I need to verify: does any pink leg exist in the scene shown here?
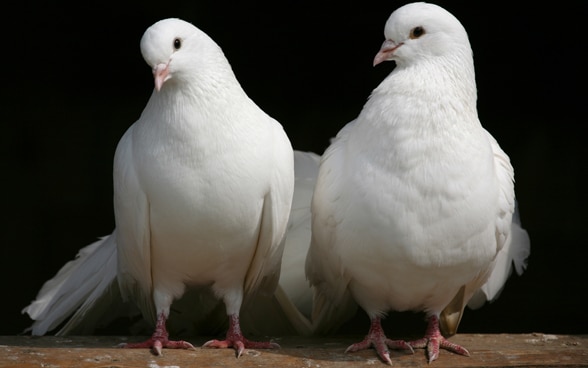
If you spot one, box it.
[119,312,195,356]
[407,315,470,363]
[345,317,414,365]
[202,314,279,358]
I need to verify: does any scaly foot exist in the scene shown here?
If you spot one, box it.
[202,314,279,358]
[119,312,195,356]
[345,317,414,365]
[407,315,470,363]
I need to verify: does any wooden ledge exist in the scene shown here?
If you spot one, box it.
[1,333,586,367]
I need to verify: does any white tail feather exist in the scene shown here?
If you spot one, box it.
[22,235,119,335]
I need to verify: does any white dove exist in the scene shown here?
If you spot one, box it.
[25,18,295,357]
[21,151,317,343]
[109,17,297,356]
[305,2,530,364]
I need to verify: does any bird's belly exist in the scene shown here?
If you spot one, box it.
[340,221,496,314]
[143,161,265,287]
[347,256,484,314]
[334,166,498,313]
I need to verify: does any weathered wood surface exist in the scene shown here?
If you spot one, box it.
[1,333,586,367]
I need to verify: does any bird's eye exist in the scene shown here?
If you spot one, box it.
[409,26,425,39]
[173,38,182,50]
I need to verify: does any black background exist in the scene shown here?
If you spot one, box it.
[2,1,586,336]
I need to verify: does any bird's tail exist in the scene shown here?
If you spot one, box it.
[21,234,129,335]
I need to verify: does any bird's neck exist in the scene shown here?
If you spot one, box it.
[366,55,479,133]
[138,70,255,163]
[151,68,248,125]
[348,57,484,170]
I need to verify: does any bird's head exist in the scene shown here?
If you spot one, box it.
[373,2,471,67]
[140,18,225,92]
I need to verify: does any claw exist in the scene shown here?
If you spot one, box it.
[381,351,393,365]
[235,340,245,358]
[153,340,163,356]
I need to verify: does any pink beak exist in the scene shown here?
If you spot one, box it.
[153,63,171,91]
[373,40,403,66]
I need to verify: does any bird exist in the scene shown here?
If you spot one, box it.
[21,151,318,344]
[305,2,530,365]
[23,17,298,357]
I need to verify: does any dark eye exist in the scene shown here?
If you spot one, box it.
[409,26,425,39]
[173,38,182,50]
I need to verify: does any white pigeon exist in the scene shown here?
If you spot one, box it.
[305,2,530,364]
[24,18,296,357]
[21,152,318,341]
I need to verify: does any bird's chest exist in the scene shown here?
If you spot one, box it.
[339,133,498,268]
[134,122,267,242]
[334,141,499,311]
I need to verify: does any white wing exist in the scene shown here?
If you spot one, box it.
[440,130,530,335]
[305,122,360,334]
[242,123,294,298]
[112,124,156,323]
[467,131,530,308]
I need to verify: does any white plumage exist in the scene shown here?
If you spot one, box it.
[305,2,530,364]
[22,151,318,340]
[22,7,530,363]
[24,18,297,357]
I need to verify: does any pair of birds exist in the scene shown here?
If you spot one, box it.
[23,2,530,364]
